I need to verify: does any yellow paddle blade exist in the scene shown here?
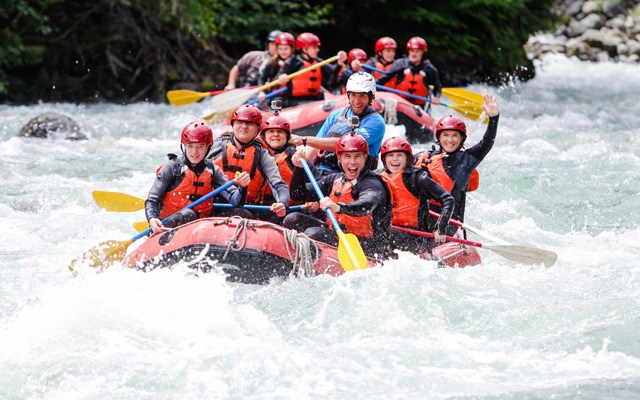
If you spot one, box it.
[68,239,132,276]
[336,232,368,271]
[92,190,145,212]
[166,89,212,106]
[133,221,150,232]
[442,87,484,106]
[448,102,488,123]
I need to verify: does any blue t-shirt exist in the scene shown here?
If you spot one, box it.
[316,106,385,157]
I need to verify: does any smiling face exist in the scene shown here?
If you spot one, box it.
[277,44,292,60]
[380,48,396,63]
[263,128,288,150]
[347,92,370,116]
[184,142,209,165]
[232,120,260,144]
[438,130,463,153]
[338,151,367,180]
[383,151,408,173]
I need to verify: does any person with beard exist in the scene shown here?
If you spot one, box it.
[290,72,385,174]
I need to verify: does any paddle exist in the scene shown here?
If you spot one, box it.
[166,89,225,106]
[376,85,486,122]
[203,86,288,121]
[68,179,238,275]
[208,55,339,118]
[93,190,145,212]
[299,158,368,271]
[428,210,509,245]
[92,190,304,213]
[361,64,484,106]
[393,226,557,267]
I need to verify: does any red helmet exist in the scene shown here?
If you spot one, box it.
[380,136,413,162]
[260,115,291,139]
[406,36,427,51]
[181,120,213,146]
[296,32,321,50]
[435,115,467,142]
[347,48,368,65]
[375,37,398,53]
[336,132,368,155]
[275,32,295,47]
[230,104,263,126]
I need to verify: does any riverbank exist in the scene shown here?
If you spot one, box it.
[526,0,640,62]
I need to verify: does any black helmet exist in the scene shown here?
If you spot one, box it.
[267,30,282,42]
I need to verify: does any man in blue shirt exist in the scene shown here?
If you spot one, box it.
[290,72,385,173]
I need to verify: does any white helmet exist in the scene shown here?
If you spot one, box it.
[346,72,376,98]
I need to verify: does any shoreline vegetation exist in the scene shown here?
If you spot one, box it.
[5,1,634,104]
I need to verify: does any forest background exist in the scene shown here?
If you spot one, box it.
[0,0,556,103]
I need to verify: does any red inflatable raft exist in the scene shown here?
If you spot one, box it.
[122,217,480,283]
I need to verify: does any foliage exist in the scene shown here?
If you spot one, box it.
[0,0,557,102]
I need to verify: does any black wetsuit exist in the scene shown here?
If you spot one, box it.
[283,163,392,260]
[420,114,500,230]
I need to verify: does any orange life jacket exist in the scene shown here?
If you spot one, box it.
[395,68,429,105]
[374,61,396,88]
[213,135,264,203]
[416,153,480,205]
[290,59,322,97]
[256,148,299,205]
[158,165,215,219]
[382,170,420,228]
[327,178,374,238]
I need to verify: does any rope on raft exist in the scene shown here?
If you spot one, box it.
[214,217,319,277]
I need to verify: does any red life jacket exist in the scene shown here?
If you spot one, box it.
[416,153,480,205]
[327,178,374,238]
[290,59,322,97]
[382,170,420,228]
[213,134,264,203]
[374,61,396,88]
[158,165,215,219]
[395,68,429,105]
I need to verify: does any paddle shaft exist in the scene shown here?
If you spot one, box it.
[299,159,365,270]
[428,210,509,245]
[393,226,483,247]
[258,55,339,93]
[248,87,287,104]
[215,203,304,211]
[134,179,237,241]
[376,85,453,108]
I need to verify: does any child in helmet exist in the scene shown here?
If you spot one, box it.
[365,37,398,88]
[207,104,290,221]
[376,36,442,108]
[257,32,295,101]
[379,136,454,253]
[290,72,385,174]
[277,32,347,107]
[145,121,251,233]
[415,94,500,235]
[284,133,393,261]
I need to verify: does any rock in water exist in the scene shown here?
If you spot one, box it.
[18,113,87,140]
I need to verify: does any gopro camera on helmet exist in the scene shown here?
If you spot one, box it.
[348,115,360,129]
[270,99,283,115]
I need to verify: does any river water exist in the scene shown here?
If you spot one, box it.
[1,55,639,399]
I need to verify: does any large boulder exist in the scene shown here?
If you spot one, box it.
[17,113,87,140]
